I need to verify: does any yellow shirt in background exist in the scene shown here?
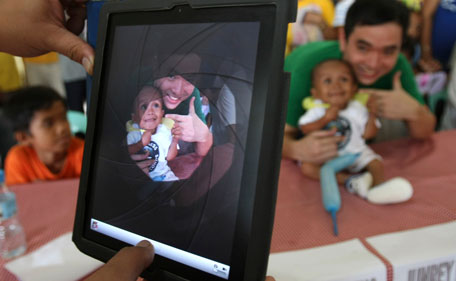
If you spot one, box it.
[0,53,22,92]
[286,0,335,55]
[298,0,335,26]
[23,52,59,64]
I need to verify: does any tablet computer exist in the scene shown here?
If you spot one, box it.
[73,1,295,280]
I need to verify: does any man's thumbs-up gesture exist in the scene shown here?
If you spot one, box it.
[365,72,422,120]
[363,71,436,138]
[165,96,211,144]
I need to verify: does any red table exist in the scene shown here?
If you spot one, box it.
[1,130,455,281]
[0,179,80,281]
[270,129,456,253]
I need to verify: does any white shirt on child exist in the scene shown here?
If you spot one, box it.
[127,123,178,181]
[298,99,381,172]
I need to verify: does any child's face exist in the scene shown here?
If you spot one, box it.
[133,88,164,131]
[25,100,72,155]
[311,60,357,108]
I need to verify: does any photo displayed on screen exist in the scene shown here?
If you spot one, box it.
[88,21,260,278]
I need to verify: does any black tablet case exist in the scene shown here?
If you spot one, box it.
[74,1,296,280]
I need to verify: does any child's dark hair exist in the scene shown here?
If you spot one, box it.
[3,86,66,133]
[345,0,409,43]
[311,59,357,84]
[132,85,163,113]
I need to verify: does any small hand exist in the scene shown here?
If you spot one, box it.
[324,105,340,121]
[141,130,153,147]
[130,152,155,174]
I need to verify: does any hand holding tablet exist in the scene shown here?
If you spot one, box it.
[86,240,278,281]
[85,240,155,281]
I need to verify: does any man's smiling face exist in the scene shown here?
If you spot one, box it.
[154,75,194,110]
[340,22,403,85]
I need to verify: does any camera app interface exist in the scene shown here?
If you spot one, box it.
[88,21,260,279]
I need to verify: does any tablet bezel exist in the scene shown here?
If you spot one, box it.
[73,1,295,280]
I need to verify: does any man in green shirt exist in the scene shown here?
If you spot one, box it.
[282,0,436,164]
[155,75,213,157]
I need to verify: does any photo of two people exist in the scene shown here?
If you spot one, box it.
[89,21,261,265]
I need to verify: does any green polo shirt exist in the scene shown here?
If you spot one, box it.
[284,40,424,128]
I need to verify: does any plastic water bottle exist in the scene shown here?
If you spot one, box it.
[0,170,27,259]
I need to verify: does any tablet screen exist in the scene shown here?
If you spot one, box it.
[82,5,274,280]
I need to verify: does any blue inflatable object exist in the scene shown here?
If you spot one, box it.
[320,153,360,236]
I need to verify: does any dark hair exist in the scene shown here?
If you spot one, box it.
[132,85,163,113]
[3,86,66,133]
[401,35,416,60]
[345,0,410,43]
[311,59,357,84]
